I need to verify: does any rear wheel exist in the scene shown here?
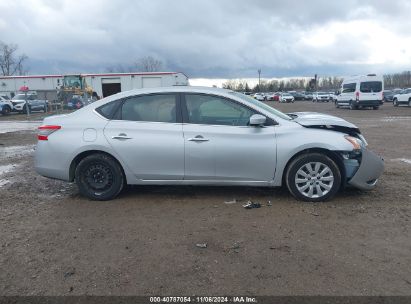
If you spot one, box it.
[75,153,124,200]
[408,98,411,107]
[285,153,341,202]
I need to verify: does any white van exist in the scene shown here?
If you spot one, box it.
[336,74,384,110]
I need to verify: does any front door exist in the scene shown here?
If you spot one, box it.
[104,93,184,181]
[182,93,277,182]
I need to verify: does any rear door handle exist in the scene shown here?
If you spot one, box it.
[112,133,132,140]
[188,135,209,142]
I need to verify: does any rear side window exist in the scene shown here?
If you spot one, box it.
[342,83,356,93]
[96,100,122,119]
[360,81,382,93]
[121,94,177,123]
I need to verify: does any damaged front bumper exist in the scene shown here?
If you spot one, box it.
[346,148,384,190]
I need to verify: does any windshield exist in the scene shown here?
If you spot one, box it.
[317,92,328,95]
[230,92,292,121]
[64,76,83,88]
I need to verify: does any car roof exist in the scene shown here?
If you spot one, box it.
[92,86,243,108]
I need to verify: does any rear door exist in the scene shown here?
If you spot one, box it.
[182,93,277,182]
[359,81,383,101]
[103,93,184,181]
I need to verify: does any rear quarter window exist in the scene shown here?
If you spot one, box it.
[95,100,122,119]
[360,81,382,93]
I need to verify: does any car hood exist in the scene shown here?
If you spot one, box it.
[288,111,360,133]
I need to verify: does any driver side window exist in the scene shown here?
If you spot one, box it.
[184,94,256,126]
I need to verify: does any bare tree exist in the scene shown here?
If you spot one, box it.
[0,41,28,76]
[135,56,163,72]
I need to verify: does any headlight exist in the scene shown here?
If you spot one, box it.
[344,135,363,151]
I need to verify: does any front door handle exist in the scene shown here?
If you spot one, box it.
[112,133,132,140]
[188,135,209,142]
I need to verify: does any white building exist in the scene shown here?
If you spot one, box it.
[0,72,189,99]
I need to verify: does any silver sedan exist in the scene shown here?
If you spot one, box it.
[35,86,384,202]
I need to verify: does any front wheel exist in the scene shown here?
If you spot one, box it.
[285,153,341,202]
[75,153,124,200]
[1,105,11,115]
[349,101,357,110]
[393,98,398,107]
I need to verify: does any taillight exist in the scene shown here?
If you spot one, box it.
[38,125,61,141]
[355,91,360,101]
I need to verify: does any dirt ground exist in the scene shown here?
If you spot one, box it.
[0,101,410,296]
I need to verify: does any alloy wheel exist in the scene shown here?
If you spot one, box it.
[295,162,334,199]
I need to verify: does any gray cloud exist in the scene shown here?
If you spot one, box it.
[0,0,410,77]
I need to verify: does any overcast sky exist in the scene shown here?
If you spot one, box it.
[1,0,411,80]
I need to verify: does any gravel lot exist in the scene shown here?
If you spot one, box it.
[0,101,410,296]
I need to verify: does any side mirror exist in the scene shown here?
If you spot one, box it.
[249,114,266,126]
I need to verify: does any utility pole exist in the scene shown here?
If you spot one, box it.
[24,81,30,120]
[258,69,261,92]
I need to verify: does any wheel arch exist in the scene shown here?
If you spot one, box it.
[281,148,346,188]
[69,150,127,183]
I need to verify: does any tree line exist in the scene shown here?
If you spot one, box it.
[222,77,343,93]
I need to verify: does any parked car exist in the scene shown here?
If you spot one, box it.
[279,93,295,103]
[383,90,395,102]
[0,96,13,115]
[290,92,306,101]
[253,93,266,101]
[328,92,338,102]
[304,92,313,100]
[393,88,411,107]
[335,74,383,110]
[35,86,384,202]
[313,92,331,102]
[11,92,48,113]
[266,92,280,101]
[66,95,85,109]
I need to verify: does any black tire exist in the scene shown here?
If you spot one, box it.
[373,106,379,110]
[75,153,124,201]
[43,105,47,113]
[349,101,357,110]
[1,105,11,115]
[393,98,398,107]
[285,153,341,202]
